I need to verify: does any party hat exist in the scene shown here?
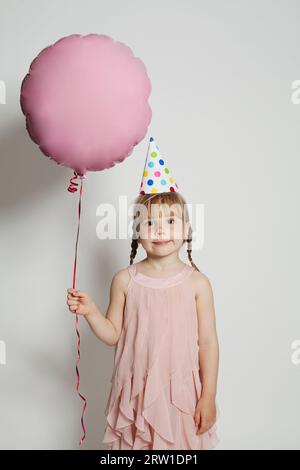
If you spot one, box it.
[139,137,179,194]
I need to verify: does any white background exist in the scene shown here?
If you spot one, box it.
[0,0,299,450]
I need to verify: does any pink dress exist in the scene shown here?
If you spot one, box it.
[102,262,220,450]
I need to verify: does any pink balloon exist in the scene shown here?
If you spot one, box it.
[20,34,152,176]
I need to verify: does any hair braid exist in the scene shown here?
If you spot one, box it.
[129,238,139,265]
[186,227,200,272]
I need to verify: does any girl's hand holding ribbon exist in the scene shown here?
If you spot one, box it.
[67,288,98,318]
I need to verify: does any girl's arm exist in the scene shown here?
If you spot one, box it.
[67,269,129,346]
[193,271,219,434]
[195,272,219,397]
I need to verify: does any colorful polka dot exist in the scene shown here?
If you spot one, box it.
[151,188,157,193]
[148,161,154,168]
[164,168,169,174]
[170,186,174,192]
[147,179,154,186]
[159,159,164,165]
[151,151,157,158]
[143,170,148,177]
[154,171,161,177]
[169,177,174,183]
[161,179,166,185]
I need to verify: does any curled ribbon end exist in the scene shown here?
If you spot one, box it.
[67,171,87,192]
[67,170,79,193]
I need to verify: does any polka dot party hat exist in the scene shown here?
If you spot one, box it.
[139,137,179,194]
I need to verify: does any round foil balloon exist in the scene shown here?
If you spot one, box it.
[20,34,152,176]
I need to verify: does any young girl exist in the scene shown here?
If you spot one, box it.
[66,138,220,450]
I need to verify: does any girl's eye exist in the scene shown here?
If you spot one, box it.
[144,218,176,226]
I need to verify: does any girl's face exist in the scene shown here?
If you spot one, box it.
[137,202,189,255]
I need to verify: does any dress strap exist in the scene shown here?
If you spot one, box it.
[127,263,137,279]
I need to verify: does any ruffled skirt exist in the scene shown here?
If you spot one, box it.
[102,366,220,450]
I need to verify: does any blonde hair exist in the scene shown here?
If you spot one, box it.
[129,191,199,271]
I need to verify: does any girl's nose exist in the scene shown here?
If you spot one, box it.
[155,225,165,238]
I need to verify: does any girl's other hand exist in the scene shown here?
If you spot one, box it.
[66,288,98,317]
[194,395,216,435]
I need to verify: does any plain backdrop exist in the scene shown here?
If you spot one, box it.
[0,0,299,450]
